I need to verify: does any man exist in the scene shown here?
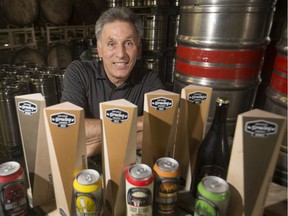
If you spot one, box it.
[61,7,165,157]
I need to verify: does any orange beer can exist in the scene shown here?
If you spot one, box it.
[153,157,180,216]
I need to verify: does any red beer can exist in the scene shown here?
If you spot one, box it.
[0,161,30,216]
[126,163,154,216]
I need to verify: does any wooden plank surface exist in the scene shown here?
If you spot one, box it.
[264,183,287,216]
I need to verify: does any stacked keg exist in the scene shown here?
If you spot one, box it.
[254,0,287,109]
[0,69,29,163]
[107,0,122,7]
[142,14,168,82]
[122,0,143,6]
[173,0,277,136]
[141,1,179,85]
[264,26,287,187]
[141,0,169,83]
[0,64,64,163]
[70,36,99,61]
[264,27,287,117]
[165,13,180,85]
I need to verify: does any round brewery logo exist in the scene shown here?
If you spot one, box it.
[188,92,207,104]
[106,108,128,123]
[245,120,278,137]
[18,101,37,115]
[50,112,76,128]
[151,97,173,111]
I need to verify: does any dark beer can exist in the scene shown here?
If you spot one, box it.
[194,176,230,216]
[153,157,180,216]
[126,163,154,216]
[0,161,30,216]
[73,169,103,216]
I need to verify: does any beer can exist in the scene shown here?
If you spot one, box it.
[194,176,230,216]
[126,163,154,216]
[73,169,103,216]
[153,157,180,216]
[0,161,30,216]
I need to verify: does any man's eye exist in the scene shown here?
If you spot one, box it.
[125,41,135,47]
[108,42,115,47]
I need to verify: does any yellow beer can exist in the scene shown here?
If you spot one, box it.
[73,169,103,216]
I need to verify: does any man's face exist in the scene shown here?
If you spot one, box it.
[97,20,141,86]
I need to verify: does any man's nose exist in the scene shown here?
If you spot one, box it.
[116,45,127,58]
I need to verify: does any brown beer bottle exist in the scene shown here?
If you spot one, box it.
[190,97,230,197]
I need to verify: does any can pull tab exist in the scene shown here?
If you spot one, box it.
[210,181,221,189]
[136,167,147,175]
[163,161,175,169]
[3,165,12,173]
[85,174,92,183]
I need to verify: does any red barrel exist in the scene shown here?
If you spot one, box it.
[265,26,287,116]
[174,44,265,136]
[269,53,287,95]
[174,0,276,138]
[265,50,287,187]
[264,26,287,187]
[176,45,265,80]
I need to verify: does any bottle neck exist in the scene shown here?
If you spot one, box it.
[212,104,228,126]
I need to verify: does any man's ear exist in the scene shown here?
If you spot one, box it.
[97,43,102,58]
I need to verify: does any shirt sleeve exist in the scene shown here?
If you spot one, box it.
[145,70,166,92]
[60,61,88,109]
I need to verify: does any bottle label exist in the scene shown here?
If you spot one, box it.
[200,165,225,178]
[194,197,218,216]
[155,179,178,215]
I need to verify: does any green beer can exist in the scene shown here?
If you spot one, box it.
[194,176,230,216]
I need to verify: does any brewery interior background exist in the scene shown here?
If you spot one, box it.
[0,0,287,215]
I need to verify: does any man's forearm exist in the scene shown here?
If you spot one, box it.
[85,118,102,157]
[137,116,143,150]
[85,116,144,157]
